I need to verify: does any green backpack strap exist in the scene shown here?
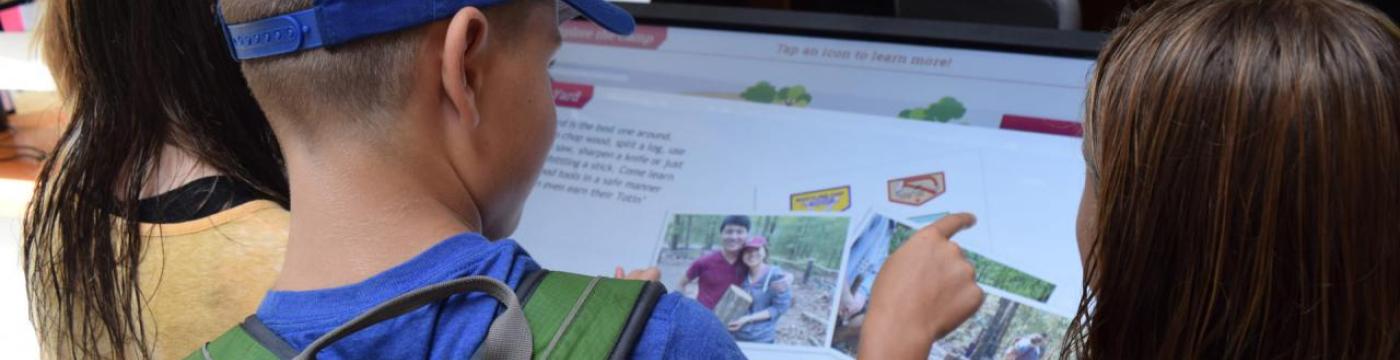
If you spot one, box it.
[188,270,666,360]
[515,270,667,360]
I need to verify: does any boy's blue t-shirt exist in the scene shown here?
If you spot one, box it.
[256,233,745,359]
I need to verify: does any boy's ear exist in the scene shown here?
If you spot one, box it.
[441,7,490,126]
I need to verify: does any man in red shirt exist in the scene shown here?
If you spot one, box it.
[679,215,751,309]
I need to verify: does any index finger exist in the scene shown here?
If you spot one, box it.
[924,213,977,240]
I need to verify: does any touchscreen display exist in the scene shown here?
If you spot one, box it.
[523,21,1093,359]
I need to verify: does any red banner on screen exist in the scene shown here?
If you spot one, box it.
[561,21,669,49]
[1000,115,1083,137]
[0,7,25,32]
[552,82,594,109]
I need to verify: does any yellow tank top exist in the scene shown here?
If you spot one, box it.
[137,200,288,359]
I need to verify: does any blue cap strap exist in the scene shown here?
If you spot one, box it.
[218,0,631,62]
[225,8,326,61]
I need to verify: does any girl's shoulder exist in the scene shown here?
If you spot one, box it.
[763,265,790,287]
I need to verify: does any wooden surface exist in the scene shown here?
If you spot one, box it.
[1,91,62,217]
[1,91,61,180]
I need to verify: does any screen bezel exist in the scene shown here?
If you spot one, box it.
[618,3,1107,60]
[0,0,32,10]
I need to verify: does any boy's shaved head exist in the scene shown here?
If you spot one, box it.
[220,0,534,141]
[224,0,569,242]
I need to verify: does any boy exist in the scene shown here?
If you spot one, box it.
[215,0,743,358]
[677,215,751,309]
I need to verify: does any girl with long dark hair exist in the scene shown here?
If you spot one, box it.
[26,0,290,358]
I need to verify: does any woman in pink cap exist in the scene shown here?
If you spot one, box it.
[727,235,794,343]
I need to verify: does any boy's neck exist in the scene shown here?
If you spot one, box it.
[272,139,485,291]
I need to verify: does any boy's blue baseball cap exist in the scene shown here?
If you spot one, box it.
[221,0,635,61]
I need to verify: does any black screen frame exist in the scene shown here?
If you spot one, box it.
[618,3,1107,60]
[0,0,32,11]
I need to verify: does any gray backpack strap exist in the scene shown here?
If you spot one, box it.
[515,269,551,304]
[292,276,532,360]
[241,315,300,359]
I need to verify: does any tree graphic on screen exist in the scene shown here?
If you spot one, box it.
[741,81,778,103]
[899,96,968,123]
[776,86,813,107]
[740,81,813,107]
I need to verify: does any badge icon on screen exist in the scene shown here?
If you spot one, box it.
[887,172,946,206]
[790,186,852,212]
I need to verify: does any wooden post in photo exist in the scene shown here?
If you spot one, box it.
[803,259,814,285]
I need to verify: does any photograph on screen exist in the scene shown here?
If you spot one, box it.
[656,213,851,348]
[831,212,1069,359]
[925,292,1071,360]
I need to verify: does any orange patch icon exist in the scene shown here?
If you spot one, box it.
[887,172,946,206]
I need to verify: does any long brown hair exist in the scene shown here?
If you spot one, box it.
[26,0,288,358]
[1066,0,1400,358]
